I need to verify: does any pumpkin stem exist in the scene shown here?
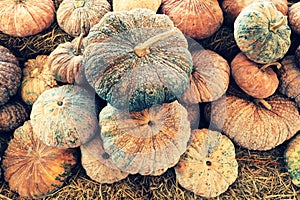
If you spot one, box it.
[254,98,272,110]
[74,33,84,56]
[260,62,281,72]
[134,28,179,57]
[74,0,85,8]
[269,16,287,33]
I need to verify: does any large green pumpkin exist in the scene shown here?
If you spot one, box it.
[83,8,193,112]
[234,2,291,64]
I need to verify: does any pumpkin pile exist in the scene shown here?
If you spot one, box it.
[0,0,299,199]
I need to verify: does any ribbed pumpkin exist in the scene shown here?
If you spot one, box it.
[231,52,280,99]
[0,100,28,133]
[160,0,223,39]
[99,101,191,175]
[0,45,21,106]
[0,0,55,37]
[234,2,291,64]
[222,0,288,25]
[205,86,300,150]
[175,129,238,198]
[284,133,300,187]
[56,0,111,36]
[3,120,77,199]
[47,34,87,85]
[181,49,230,104]
[288,2,300,35]
[21,55,58,105]
[30,85,99,148]
[278,56,300,108]
[84,8,192,112]
[81,134,129,183]
[113,0,161,12]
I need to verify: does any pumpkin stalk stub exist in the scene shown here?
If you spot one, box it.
[74,0,85,8]
[134,28,179,57]
[74,33,85,56]
[260,62,282,72]
[254,98,272,110]
[269,17,288,33]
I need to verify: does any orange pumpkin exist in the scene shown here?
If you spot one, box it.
[0,0,55,37]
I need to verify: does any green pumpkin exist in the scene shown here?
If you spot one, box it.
[83,8,193,112]
[234,2,291,64]
[284,133,300,187]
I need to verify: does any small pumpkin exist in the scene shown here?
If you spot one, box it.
[0,0,55,37]
[30,85,99,148]
[288,2,300,35]
[231,52,280,99]
[56,0,111,36]
[175,129,238,198]
[205,85,300,150]
[3,120,77,198]
[278,55,300,108]
[181,49,230,104]
[84,8,192,112]
[99,100,191,175]
[21,55,58,105]
[160,0,223,39]
[113,0,161,12]
[284,133,300,187]
[47,34,87,85]
[0,45,22,106]
[81,134,129,183]
[234,2,291,64]
[222,0,288,25]
[0,100,28,133]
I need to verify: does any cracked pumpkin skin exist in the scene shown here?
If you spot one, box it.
[3,120,77,199]
[0,0,55,37]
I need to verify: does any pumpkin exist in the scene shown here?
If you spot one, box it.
[99,100,191,175]
[284,133,300,187]
[113,0,161,12]
[175,129,238,198]
[205,86,300,150]
[3,120,77,198]
[30,85,99,148]
[0,45,21,106]
[0,0,55,37]
[160,0,223,39]
[0,100,28,133]
[231,52,280,99]
[56,0,111,36]
[21,55,58,105]
[222,0,288,25]
[288,2,300,35]
[278,55,300,108]
[84,8,192,112]
[47,34,87,85]
[181,49,230,104]
[81,134,129,183]
[234,2,291,64]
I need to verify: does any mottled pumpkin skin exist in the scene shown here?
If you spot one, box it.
[284,133,300,187]
[234,2,291,64]
[21,55,58,105]
[279,56,300,107]
[3,120,77,199]
[181,49,230,104]
[231,52,279,99]
[175,129,238,198]
[57,0,111,36]
[222,0,288,25]
[84,9,192,112]
[99,101,191,175]
[113,0,161,12]
[0,0,55,37]
[0,46,21,106]
[160,0,223,39]
[81,134,128,184]
[288,2,300,35]
[30,85,99,148]
[0,100,28,133]
[47,36,87,85]
[206,86,300,151]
